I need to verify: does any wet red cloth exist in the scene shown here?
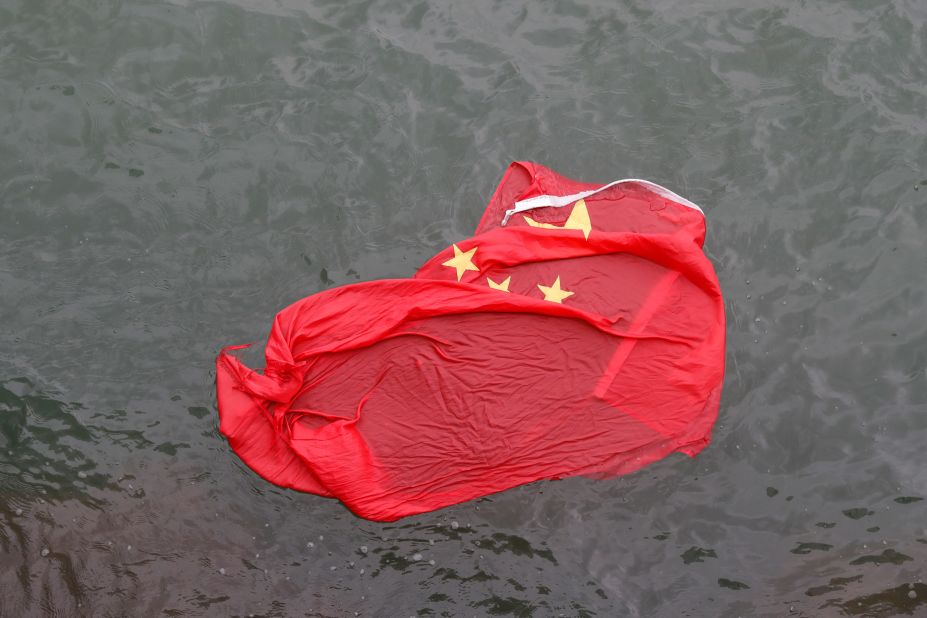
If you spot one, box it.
[216,162,725,521]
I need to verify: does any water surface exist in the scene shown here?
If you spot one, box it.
[1,0,926,616]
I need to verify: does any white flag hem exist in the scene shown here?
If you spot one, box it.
[501,178,705,225]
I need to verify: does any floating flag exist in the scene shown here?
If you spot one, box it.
[216,162,725,521]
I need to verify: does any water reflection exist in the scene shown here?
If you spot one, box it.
[0,379,107,508]
[832,582,927,617]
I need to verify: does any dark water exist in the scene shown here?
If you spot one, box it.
[2,0,926,616]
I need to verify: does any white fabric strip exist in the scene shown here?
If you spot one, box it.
[501,178,704,225]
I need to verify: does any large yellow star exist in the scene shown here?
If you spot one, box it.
[487,276,511,292]
[537,276,574,303]
[523,199,592,240]
[442,244,479,281]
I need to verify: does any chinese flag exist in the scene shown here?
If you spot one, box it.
[216,163,725,521]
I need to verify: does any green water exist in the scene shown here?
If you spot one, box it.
[1,0,926,615]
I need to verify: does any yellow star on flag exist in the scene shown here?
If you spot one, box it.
[487,276,511,292]
[523,199,592,240]
[442,244,479,281]
[537,276,574,303]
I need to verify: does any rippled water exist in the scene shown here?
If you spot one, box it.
[2,0,926,616]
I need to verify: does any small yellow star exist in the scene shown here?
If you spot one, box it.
[487,276,511,292]
[523,199,592,240]
[537,276,574,303]
[442,244,479,281]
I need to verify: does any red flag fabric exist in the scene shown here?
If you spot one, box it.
[415,161,723,464]
[216,162,725,521]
